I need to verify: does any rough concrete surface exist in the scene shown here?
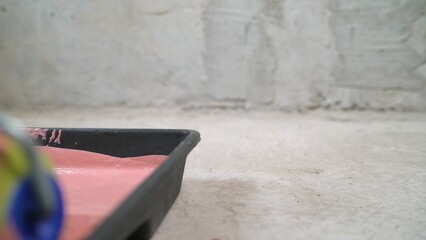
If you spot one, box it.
[6,108,426,240]
[1,0,426,110]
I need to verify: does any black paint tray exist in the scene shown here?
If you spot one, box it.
[32,128,200,240]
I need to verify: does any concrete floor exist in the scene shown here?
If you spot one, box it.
[7,108,426,240]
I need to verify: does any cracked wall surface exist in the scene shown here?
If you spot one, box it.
[0,0,425,110]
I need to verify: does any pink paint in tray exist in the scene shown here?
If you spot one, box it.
[37,146,168,240]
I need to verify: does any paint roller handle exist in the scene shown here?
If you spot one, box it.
[0,112,55,218]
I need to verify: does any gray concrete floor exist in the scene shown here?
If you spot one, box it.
[7,108,426,240]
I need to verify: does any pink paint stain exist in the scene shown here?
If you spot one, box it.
[48,129,62,145]
[49,129,57,144]
[24,128,62,145]
[37,146,168,240]
[24,128,48,140]
[54,130,62,144]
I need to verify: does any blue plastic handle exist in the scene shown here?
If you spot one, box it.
[9,176,63,240]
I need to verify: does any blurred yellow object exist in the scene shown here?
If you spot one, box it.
[0,132,55,239]
[0,132,29,226]
[0,112,64,240]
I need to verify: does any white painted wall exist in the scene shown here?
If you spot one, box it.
[0,0,425,110]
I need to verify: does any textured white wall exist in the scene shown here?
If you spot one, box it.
[0,0,425,110]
